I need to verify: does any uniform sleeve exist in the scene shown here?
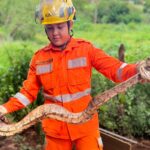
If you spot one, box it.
[3,54,41,113]
[89,45,137,83]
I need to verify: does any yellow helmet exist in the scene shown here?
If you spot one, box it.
[35,0,76,24]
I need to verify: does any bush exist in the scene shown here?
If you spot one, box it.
[143,0,150,13]
[118,12,142,24]
[97,0,142,24]
[0,0,40,41]
[92,72,150,137]
[0,44,44,121]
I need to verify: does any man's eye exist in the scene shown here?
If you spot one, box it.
[58,26,63,29]
[47,27,53,30]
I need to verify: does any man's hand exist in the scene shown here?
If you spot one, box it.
[0,106,9,124]
[137,58,150,81]
[0,113,7,123]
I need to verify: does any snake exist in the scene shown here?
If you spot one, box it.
[0,58,149,136]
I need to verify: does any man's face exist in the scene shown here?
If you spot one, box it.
[45,22,72,47]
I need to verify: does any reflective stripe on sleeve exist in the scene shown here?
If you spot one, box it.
[68,57,87,69]
[117,63,127,81]
[43,88,91,102]
[14,92,31,106]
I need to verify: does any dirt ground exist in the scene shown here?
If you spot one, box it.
[0,128,150,150]
[133,139,150,150]
[0,127,44,150]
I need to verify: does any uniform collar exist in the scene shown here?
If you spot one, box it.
[44,38,79,52]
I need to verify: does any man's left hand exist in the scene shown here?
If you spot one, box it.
[137,58,150,81]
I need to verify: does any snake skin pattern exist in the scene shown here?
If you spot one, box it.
[0,58,149,136]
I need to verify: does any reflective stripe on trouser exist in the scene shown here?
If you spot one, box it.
[44,132,103,150]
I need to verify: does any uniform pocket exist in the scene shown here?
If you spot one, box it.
[67,57,90,85]
[67,67,90,85]
[36,63,55,89]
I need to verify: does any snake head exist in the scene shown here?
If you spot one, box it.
[145,57,150,71]
[0,115,10,125]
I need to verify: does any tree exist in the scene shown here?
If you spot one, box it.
[0,0,40,40]
[143,0,150,13]
[97,0,130,24]
[88,0,100,23]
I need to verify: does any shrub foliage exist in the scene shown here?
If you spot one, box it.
[92,73,150,138]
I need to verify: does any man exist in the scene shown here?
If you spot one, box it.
[0,0,149,149]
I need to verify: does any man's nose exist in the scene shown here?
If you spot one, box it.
[53,28,59,35]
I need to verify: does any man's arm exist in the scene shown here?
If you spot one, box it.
[1,54,41,113]
[89,45,137,83]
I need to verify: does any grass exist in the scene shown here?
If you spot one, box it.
[0,23,150,71]
[0,41,43,72]
[74,23,150,63]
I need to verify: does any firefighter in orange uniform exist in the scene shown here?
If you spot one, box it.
[0,0,149,150]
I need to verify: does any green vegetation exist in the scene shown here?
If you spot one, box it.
[74,0,150,24]
[74,23,150,62]
[0,0,150,139]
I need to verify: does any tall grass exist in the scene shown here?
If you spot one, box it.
[74,22,150,62]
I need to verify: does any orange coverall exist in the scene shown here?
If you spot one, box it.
[3,38,137,150]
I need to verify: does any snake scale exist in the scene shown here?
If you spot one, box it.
[0,58,150,136]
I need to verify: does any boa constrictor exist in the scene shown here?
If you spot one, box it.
[0,58,150,136]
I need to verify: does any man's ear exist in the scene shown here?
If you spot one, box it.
[69,21,74,30]
[44,27,51,41]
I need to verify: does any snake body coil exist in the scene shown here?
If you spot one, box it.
[0,58,149,136]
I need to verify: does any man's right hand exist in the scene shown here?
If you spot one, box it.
[0,106,9,124]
